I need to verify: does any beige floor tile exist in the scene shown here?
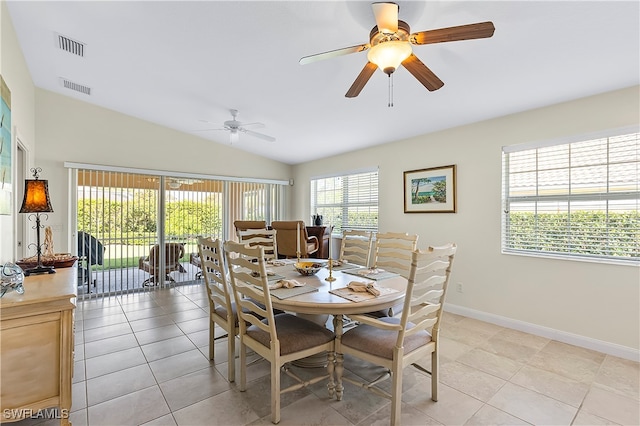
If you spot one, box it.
[75,343,85,361]
[82,322,132,343]
[69,409,88,426]
[140,414,178,425]
[487,382,577,425]
[160,300,202,314]
[439,336,474,361]
[81,305,123,319]
[71,381,87,412]
[124,306,167,322]
[327,371,391,424]
[85,346,147,379]
[527,343,603,383]
[491,328,550,351]
[83,332,139,359]
[159,366,230,411]
[405,383,484,425]
[129,315,175,332]
[510,364,590,407]
[251,394,353,426]
[119,299,161,312]
[572,410,621,425]
[456,318,505,336]
[581,385,640,425]
[441,311,466,324]
[440,323,497,348]
[86,364,156,406]
[480,335,541,363]
[168,307,208,323]
[82,312,128,330]
[141,334,198,362]
[87,386,170,426]
[457,348,523,380]
[464,404,530,425]
[594,355,640,399]
[172,389,259,426]
[439,361,506,402]
[175,316,210,334]
[135,324,184,345]
[73,359,86,383]
[186,329,211,347]
[148,348,211,383]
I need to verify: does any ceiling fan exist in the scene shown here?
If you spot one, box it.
[300,2,495,99]
[196,109,275,143]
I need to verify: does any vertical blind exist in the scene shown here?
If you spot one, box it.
[502,131,639,262]
[310,169,379,234]
[71,166,286,298]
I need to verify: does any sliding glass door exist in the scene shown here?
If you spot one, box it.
[72,167,286,298]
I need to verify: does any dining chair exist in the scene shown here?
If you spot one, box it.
[335,243,457,426]
[338,229,373,267]
[368,231,419,317]
[237,228,278,262]
[197,237,238,382]
[270,220,319,258]
[223,241,336,424]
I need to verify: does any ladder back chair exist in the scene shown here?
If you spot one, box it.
[270,220,319,258]
[338,229,373,267]
[335,244,457,426]
[197,237,238,382]
[237,228,278,262]
[223,241,336,424]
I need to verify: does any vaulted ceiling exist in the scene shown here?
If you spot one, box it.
[6,1,639,165]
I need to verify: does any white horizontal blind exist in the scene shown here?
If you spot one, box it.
[502,131,639,262]
[311,169,378,234]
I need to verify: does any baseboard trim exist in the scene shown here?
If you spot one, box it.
[444,303,640,362]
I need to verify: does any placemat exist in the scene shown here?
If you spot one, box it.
[326,262,365,271]
[270,285,318,300]
[340,268,400,281]
[329,286,399,302]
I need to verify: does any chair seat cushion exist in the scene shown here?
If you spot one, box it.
[213,302,241,326]
[341,317,431,360]
[247,313,335,355]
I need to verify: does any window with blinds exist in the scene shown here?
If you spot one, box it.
[502,130,639,263]
[311,169,379,234]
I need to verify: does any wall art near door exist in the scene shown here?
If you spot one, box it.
[404,164,457,213]
[0,75,11,215]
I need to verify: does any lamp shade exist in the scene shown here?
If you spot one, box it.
[367,41,412,75]
[19,179,54,213]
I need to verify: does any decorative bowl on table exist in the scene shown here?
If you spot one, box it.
[294,261,325,276]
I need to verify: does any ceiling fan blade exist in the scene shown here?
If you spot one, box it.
[372,2,398,34]
[410,21,495,45]
[402,54,444,91]
[345,62,378,98]
[193,127,225,132]
[238,122,265,129]
[243,129,276,142]
[300,44,369,65]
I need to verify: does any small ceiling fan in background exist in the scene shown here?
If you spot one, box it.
[300,2,495,103]
[196,109,275,143]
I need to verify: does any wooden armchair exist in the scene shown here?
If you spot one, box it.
[270,220,319,258]
[138,242,186,286]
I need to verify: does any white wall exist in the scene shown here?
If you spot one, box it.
[0,1,36,264]
[34,89,292,255]
[293,86,640,354]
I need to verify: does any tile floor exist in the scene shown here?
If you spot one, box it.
[13,283,640,426]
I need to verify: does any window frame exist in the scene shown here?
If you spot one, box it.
[501,127,639,265]
[310,168,379,235]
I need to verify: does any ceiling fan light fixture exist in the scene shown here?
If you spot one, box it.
[367,40,412,75]
[230,129,239,144]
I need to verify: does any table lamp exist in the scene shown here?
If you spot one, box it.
[19,167,55,276]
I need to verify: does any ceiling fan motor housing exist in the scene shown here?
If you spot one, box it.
[368,20,412,75]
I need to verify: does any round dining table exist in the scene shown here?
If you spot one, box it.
[265,259,408,400]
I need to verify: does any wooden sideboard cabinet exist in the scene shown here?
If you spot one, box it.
[0,268,77,425]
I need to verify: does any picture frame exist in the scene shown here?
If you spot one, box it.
[0,75,11,215]
[404,164,457,213]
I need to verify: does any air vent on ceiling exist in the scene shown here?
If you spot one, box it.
[56,33,85,57]
[59,78,91,95]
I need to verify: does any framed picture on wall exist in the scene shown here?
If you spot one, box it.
[404,164,457,213]
[0,75,11,215]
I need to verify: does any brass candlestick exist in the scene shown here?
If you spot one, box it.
[325,257,336,282]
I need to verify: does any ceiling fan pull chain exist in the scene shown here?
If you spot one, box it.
[388,73,394,107]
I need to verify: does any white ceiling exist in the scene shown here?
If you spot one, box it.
[6,1,639,165]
